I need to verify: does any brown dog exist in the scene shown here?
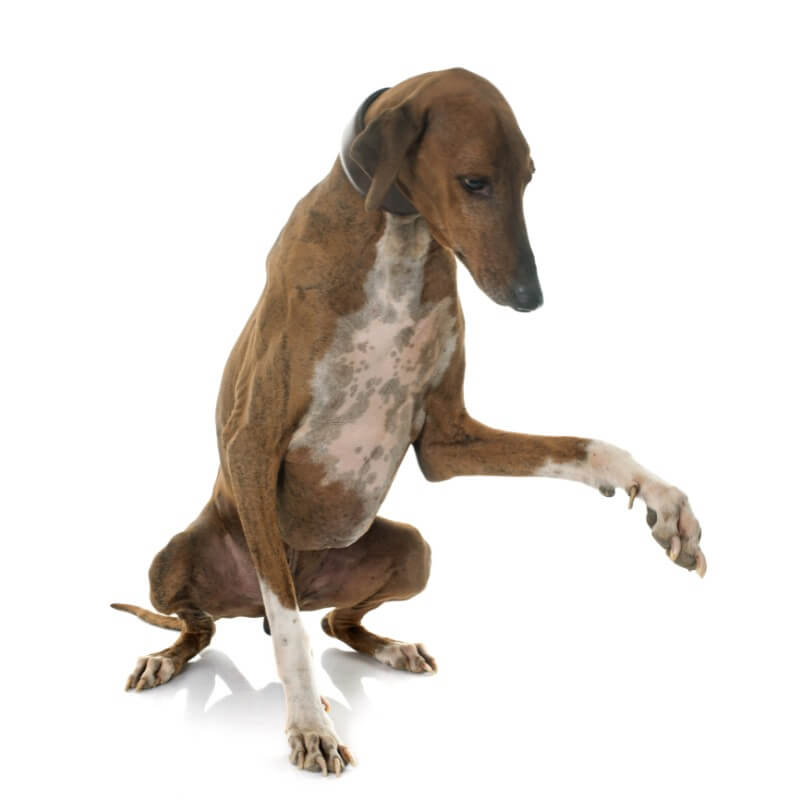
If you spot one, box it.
[113,68,705,776]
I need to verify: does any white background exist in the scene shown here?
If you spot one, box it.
[2,1,798,797]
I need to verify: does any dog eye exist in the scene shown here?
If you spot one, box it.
[460,176,489,194]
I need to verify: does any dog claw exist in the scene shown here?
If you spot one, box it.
[668,536,681,561]
[695,550,707,578]
[627,484,639,509]
[320,695,331,712]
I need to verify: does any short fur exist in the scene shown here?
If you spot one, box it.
[113,68,705,775]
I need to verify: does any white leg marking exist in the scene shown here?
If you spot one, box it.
[538,441,663,491]
[539,441,705,575]
[259,580,354,774]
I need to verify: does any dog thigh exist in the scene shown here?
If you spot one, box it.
[290,516,431,612]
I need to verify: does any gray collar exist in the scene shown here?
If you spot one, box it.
[339,87,418,216]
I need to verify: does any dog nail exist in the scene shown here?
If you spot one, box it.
[668,535,681,561]
[627,484,639,509]
[695,550,707,578]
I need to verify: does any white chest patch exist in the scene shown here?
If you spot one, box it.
[289,215,457,520]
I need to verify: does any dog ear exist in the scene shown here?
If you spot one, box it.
[350,104,422,212]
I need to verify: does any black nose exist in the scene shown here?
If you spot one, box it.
[511,281,543,312]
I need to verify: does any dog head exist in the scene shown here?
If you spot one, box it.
[350,68,542,312]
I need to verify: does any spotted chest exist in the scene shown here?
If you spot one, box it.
[284,216,458,545]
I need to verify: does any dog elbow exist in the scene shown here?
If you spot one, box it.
[414,441,455,482]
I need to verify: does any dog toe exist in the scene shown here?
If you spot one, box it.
[374,641,438,673]
[287,726,353,777]
[124,655,177,691]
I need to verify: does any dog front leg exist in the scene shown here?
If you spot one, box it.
[415,413,705,575]
[224,429,355,776]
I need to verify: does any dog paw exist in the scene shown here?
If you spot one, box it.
[287,722,355,776]
[374,642,437,673]
[124,655,177,691]
[637,483,706,576]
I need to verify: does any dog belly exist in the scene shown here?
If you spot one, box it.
[278,429,412,550]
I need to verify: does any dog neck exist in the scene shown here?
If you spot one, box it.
[339,88,418,217]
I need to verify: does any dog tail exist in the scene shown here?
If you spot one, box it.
[110,602,183,631]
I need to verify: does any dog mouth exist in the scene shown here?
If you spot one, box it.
[454,249,543,312]
[510,293,543,313]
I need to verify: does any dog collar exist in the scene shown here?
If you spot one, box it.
[339,87,418,216]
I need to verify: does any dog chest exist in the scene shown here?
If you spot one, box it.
[285,216,457,539]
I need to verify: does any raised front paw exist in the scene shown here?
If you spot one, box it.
[287,720,355,777]
[634,483,706,576]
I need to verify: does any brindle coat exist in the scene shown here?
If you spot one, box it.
[113,68,705,776]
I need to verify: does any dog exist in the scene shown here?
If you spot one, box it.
[113,68,705,776]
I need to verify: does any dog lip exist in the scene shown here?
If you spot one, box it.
[510,295,543,313]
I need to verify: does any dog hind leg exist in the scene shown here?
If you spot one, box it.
[123,608,216,691]
[118,497,255,690]
[296,517,436,673]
